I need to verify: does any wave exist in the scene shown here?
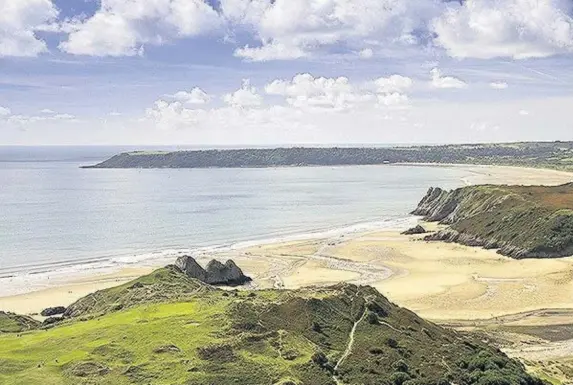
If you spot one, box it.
[0,216,417,297]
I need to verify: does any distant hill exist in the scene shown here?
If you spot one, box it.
[413,183,573,258]
[0,267,544,385]
[84,141,573,171]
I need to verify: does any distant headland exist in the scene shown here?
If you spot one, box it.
[83,141,573,170]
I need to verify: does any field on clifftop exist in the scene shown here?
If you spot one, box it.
[414,183,573,259]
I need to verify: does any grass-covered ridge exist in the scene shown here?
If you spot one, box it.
[83,141,573,171]
[0,269,544,385]
[0,312,40,333]
[413,183,573,258]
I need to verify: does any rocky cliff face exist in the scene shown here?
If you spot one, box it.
[175,256,251,286]
[412,184,573,259]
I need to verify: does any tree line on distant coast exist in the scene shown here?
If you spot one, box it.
[86,141,573,170]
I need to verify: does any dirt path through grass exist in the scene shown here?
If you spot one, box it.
[333,309,367,384]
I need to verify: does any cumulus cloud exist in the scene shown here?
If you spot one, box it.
[432,0,573,59]
[223,80,263,107]
[2,110,78,128]
[430,68,467,89]
[0,0,59,57]
[235,42,307,61]
[490,82,509,90]
[374,75,414,93]
[60,0,221,56]
[0,107,12,117]
[168,87,211,104]
[359,48,374,59]
[265,73,375,111]
[225,0,443,61]
[377,92,410,107]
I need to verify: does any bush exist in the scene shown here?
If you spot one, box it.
[311,351,328,366]
[468,351,506,372]
[386,337,399,349]
[392,360,409,373]
[367,311,379,325]
[390,371,411,385]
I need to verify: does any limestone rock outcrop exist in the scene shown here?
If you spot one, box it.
[401,225,427,235]
[175,256,251,286]
[41,306,66,317]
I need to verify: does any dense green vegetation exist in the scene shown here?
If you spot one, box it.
[413,183,573,258]
[0,268,544,385]
[84,141,573,170]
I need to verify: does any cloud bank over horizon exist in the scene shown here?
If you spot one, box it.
[1,0,572,145]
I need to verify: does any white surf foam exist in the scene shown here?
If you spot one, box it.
[0,216,418,297]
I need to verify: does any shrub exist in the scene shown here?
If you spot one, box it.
[392,360,409,373]
[367,311,379,325]
[386,337,399,349]
[390,371,411,385]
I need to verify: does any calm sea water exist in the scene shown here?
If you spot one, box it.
[0,146,468,284]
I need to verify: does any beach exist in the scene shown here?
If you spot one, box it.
[1,164,572,320]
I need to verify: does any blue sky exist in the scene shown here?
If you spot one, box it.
[1,0,573,145]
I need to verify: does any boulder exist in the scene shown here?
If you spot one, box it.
[41,306,66,317]
[401,225,427,235]
[43,316,63,326]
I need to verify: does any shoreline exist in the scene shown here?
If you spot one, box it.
[1,163,572,320]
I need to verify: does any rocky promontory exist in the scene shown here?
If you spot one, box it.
[412,183,573,259]
[175,256,252,286]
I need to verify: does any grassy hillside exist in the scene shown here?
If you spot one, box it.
[413,183,573,258]
[0,269,544,385]
[84,141,573,171]
[0,312,40,333]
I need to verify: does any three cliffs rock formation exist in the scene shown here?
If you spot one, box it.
[175,256,251,286]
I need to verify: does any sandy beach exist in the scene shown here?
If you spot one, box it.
[1,164,572,322]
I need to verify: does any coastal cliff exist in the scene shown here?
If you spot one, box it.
[413,183,573,259]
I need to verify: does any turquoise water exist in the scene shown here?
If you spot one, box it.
[0,146,468,284]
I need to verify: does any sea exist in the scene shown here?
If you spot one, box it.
[0,146,469,296]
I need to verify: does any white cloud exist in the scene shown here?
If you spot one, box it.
[432,0,573,60]
[4,111,78,127]
[0,107,12,117]
[359,48,374,59]
[0,0,59,57]
[53,113,75,120]
[265,73,374,111]
[430,68,467,89]
[223,80,263,107]
[225,0,443,61]
[377,92,409,107]
[168,87,211,104]
[519,109,530,116]
[40,108,56,114]
[235,42,307,61]
[374,75,413,93]
[60,0,221,56]
[490,82,509,90]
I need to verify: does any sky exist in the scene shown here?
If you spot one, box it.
[0,0,572,146]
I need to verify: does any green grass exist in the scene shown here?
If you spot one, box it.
[0,273,547,385]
